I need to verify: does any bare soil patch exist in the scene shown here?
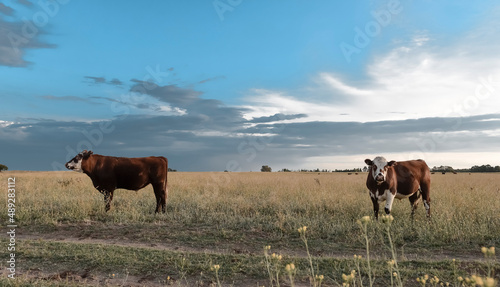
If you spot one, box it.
[14,222,486,262]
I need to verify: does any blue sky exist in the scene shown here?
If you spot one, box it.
[1,0,500,171]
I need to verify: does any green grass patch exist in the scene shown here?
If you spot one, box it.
[0,238,498,286]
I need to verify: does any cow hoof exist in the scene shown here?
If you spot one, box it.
[384,207,391,214]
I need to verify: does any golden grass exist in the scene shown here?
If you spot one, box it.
[0,171,499,286]
[1,171,499,249]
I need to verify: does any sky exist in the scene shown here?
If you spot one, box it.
[1,0,500,171]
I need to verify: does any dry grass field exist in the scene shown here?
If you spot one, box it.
[0,171,499,286]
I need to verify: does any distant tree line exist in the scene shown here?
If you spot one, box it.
[431,166,455,173]
[335,168,363,173]
[466,164,500,173]
[263,164,500,173]
[275,167,364,173]
[280,168,333,173]
[432,164,500,173]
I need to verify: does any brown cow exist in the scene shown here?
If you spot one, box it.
[364,156,431,219]
[65,150,168,213]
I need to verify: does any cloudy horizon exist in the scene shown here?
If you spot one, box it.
[1,1,500,172]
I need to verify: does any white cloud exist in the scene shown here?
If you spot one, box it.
[364,32,500,119]
[319,73,373,96]
[158,105,187,115]
[242,89,337,122]
[0,121,28,141]
[0,120,13,127]
[242,28,500,123]
[412,33,430,47]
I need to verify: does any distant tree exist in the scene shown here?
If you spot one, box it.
[280,168,291,172]
[0,164,7,172]
[431,165,455,173]
[470,164,500,173]
[168,168,177,172]
[261,165,272,172]
[334,168,363,173]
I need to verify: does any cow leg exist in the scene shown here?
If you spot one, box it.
[420,182,431,218]
[371,196,379,220]
[153,182,167,213]
[409,190,421,219]
[384,189,395,215]
[102,190,114,212]
[153,189,160,213]
[162,184,168,213]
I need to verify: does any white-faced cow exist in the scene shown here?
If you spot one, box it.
[65,150,168,213]
[364,156,431,219]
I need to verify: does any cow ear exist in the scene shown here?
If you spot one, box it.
[365,159,373,165]
[83,150,93,159]
[387,160,397,166]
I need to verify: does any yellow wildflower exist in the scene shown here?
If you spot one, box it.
[271,253,282,260]
[481,246,496,257]
[298,226,307,234]
[484,277,497,287]
[380,214,394,226]
[285,263,296,272]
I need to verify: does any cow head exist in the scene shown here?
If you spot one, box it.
[365,156,396,184]
[65,150,93,172]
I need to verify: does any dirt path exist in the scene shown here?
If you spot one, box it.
[17,232,485,262]
[18,233,224,256]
